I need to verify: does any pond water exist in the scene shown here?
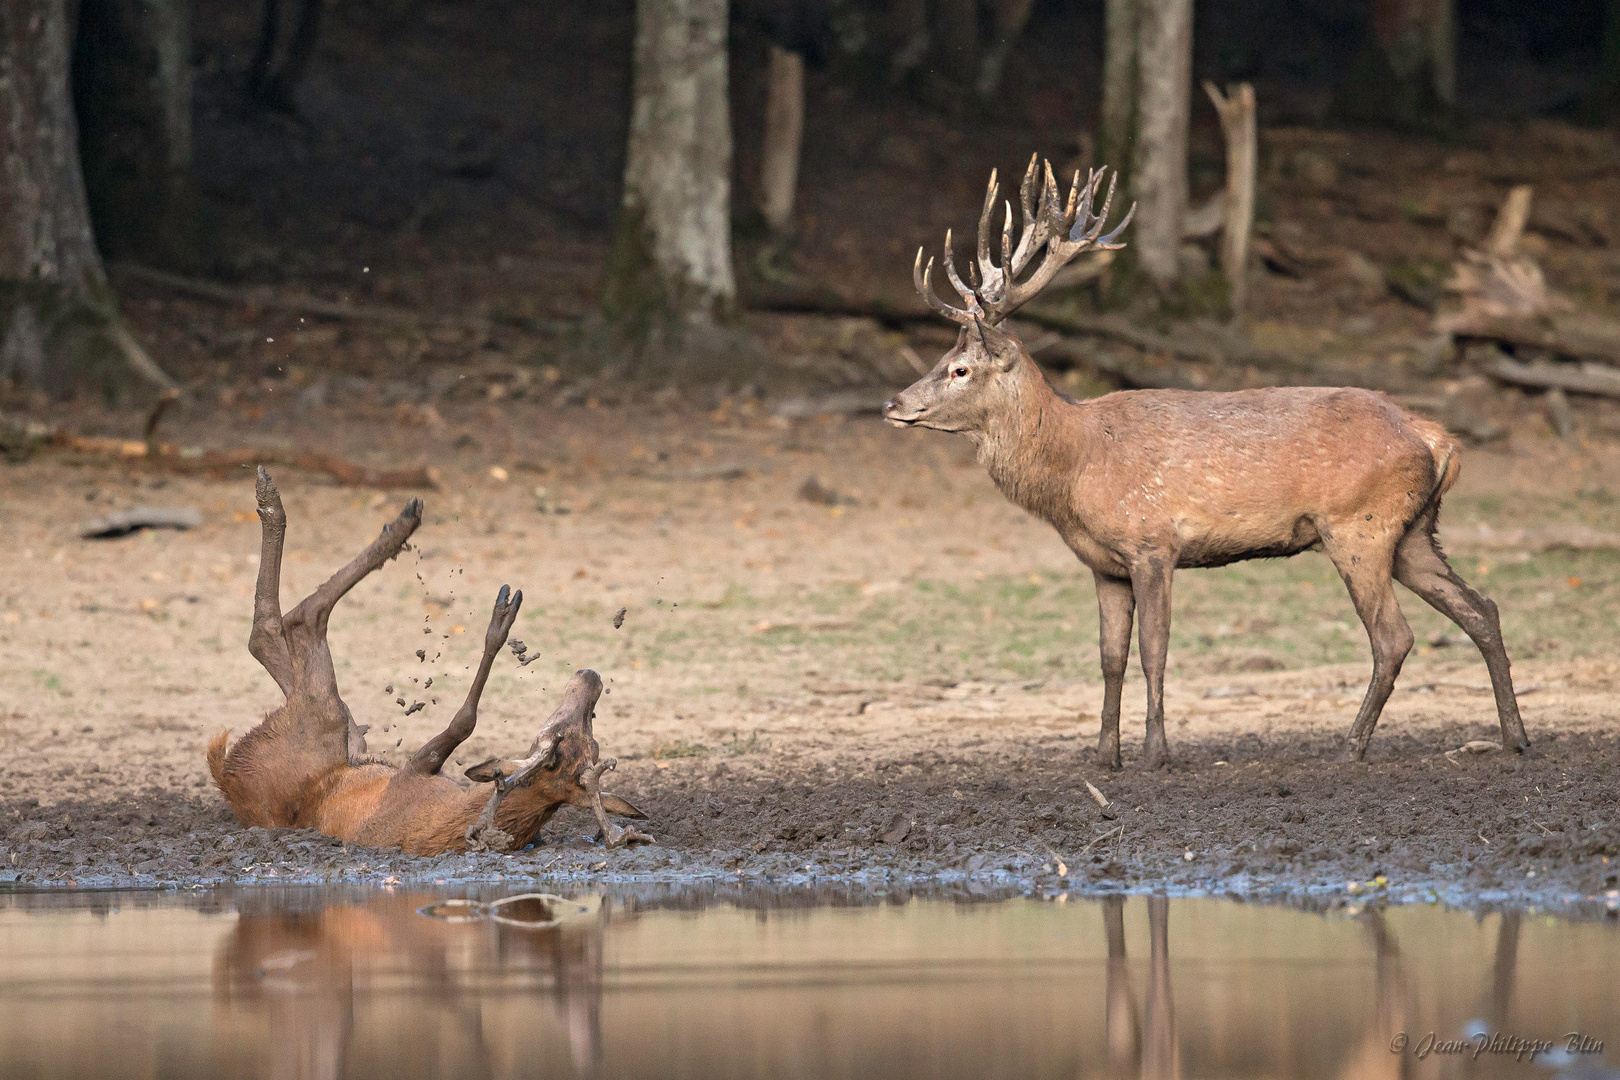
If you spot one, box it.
[0,886,1615,1080]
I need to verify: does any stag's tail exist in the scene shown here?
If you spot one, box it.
[207,730,231,791]
[1412,415,1461,506]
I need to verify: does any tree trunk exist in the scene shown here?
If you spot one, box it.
[759,44,803,237]
[976,0,1036,99]
[1339,0,1455,129]
[0,0,172,397]
[1098,0,1137,176]
[1130,0,1192,290]
[1203,81,1256,319]
[604,0,735,344]
[1600,0,1620,122]
[72,0,199,266]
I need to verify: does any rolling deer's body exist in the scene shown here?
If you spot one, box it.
[885,157,1530,767]
[209,468,648,855]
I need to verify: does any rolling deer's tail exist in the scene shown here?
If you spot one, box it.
[207,730,231,791]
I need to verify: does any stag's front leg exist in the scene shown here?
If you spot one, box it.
[1094,572,1135,771]
[1130,556,1175,769]
[409,585,523,776]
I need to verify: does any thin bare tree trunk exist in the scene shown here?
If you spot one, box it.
[1203,81,1256,319]
[759,44,803,237]
[0,0,173,396]
[73,0,198,265]
[976,0,1037,99]
[605,0,735,331]
[1341,0,1455,128]
[1098,0,1138,174]
[887,0,930,84]
[1130,0,1192,290]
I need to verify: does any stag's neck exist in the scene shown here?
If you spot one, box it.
[973,369,1089,522]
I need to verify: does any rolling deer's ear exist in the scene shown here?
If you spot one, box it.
[464,757,505,783]
[600,792,646,819]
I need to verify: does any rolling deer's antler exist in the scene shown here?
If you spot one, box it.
[914,155,1135,326]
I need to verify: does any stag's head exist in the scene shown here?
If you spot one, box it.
[884,157,1133,434]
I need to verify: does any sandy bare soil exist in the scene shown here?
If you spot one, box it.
[2,396,1618,913]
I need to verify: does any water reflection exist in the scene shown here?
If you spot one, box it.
[0,888,1614,1080]
[215,891,606,1080]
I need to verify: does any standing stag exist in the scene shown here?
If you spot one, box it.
[208,468,650,853]
[884,156,1530,768]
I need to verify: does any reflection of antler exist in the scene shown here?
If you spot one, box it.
[580,759,655,848]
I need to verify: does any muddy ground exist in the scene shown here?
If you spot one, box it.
[2,398,1618,914]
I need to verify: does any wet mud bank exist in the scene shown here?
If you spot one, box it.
[5,730,1618,915]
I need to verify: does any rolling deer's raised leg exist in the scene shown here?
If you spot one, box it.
[410,585,523,777]
[249,467,296,697]
[1094,572,1135,771]
[1130,557,1175,769]
[1327,538,1414,761]
[1393,523,1530,753]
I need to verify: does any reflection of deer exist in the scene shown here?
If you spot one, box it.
[1099,896,1179,1080]
[1333,910,1521,1080]
[214,891,607,1080]
[208,469,647,855]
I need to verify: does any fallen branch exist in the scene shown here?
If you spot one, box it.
[108,262,492,333]
[1017,307,1309,373]
[1440,524,1620,551]
[51,430,438,489]
[1460,315,1620,368]
[1486,356,1620,399]
[79,506,202,538]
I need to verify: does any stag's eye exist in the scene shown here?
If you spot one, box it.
[952,366,970,379]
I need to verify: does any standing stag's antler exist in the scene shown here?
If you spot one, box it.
[914,155,1135,326]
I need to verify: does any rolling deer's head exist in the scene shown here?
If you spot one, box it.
[884,157,1133,435]
[462,668,646,847]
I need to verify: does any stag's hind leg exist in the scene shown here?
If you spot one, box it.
[1324,534,1414,761]
[1394,519,1530,752]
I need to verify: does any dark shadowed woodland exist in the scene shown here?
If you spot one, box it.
[1,0,1620,910]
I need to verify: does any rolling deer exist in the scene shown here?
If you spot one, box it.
[883,156,1530,768]
[208,467,651,854]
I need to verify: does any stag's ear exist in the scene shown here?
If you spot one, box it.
[600,792,646,819]
[981,320,1023,371]
[464,757,505,783]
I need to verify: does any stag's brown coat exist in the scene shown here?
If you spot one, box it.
[885,156,1529,767]
[208,468,648,855]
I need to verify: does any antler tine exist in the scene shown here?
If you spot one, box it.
[1093,200,1136,249]
[975,169,999,288]
[1020,154,1039,228]
[914,247,977,326]
[941,229,979,308]
[1071,169,1104,242]
[1000,200,1014,291]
